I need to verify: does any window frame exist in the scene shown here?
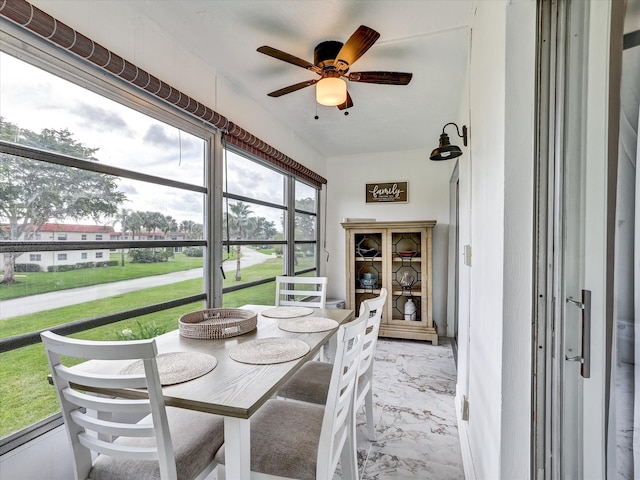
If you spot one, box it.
[0,23,322,451]
[0,34,214,450]
[221,144,321,295]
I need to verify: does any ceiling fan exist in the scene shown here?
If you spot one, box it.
[257,25,413,110]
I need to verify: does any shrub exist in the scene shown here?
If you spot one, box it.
[183,247,204,257]
[75,262,96,269]
[129,248,175,264]
[130,249,157,263]
[95,260,118,267]
[47,265,75,272]
[116,320,167,340]
[14,263,41,273]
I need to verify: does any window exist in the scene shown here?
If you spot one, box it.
[221,147,320,306]
[0,50,209,443]
[294,180,319,275]
[0,32,321,450]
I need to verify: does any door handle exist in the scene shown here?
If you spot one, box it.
[565,290,591,378]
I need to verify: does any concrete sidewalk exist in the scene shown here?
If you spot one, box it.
[0,247,273,319]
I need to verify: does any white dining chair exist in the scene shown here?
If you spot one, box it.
[41,331,224,480]
[276,288,388,441]
[215,302,370,480]
[275,275,329,360]
[275,275,328,308]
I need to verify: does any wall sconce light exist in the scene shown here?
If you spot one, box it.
[429,122,468,161]
[316,74,347,106]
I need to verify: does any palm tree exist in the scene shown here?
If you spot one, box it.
[160,215,178,238]
[112,208,132,266]
[227,202,255,281]
[128,211,144,240]
[180,220,196,239]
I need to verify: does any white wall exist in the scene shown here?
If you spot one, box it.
[456,0,536,478]
[500,1,536,478]
[466,2,508,477]
[324,147,455,335]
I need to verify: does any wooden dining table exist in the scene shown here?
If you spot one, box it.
[71,304,354,480]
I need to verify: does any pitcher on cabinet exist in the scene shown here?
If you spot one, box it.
[404,297,417,321]
[399,271,415,289]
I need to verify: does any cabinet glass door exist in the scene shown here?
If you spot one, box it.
[353,232,383,316]
[390,231,424,324]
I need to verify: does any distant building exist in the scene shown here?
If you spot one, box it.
[13,223,115,271]
[5,223,190,272]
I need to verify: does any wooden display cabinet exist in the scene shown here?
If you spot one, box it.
[342,220,437,344]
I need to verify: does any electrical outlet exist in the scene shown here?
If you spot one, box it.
[462,395,470,421]
[463,245,472,266]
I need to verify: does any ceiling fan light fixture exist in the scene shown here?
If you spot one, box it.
[316,77,347,106]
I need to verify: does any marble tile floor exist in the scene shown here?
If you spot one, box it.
[209,336,465,479]
[343,336,464,480]
[615,360,635,479]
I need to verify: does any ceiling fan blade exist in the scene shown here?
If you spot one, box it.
[347,71,413,85]
[267,79,318,97]
[337,91,354,110]
[257,46,322,73]
[334,25,380,72]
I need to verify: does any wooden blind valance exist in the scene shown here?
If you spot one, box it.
[223,135,323,183]
[0,0,327,188]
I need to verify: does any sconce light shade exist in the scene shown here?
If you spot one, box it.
[430,123,468,161]
[316,77,347,106]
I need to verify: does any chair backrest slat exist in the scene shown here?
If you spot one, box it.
[76,432,159,460]
[56,364,149,389]
[62,387,152,415]
[275,275,328,308]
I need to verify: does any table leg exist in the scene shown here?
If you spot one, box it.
[324,332,338,362]
[224,417,251,479]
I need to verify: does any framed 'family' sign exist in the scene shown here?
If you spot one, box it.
[365,181,408,203]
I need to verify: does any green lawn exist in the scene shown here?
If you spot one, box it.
[0,253,205,300]
[0,254,288,438]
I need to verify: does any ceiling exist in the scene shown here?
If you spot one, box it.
[124,1,474,159]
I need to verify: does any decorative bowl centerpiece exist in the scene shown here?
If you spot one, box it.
[179,308,257,339]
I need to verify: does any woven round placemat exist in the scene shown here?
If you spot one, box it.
[228,337,310,365]
[278,316,339,333]
[260,306,314,318]
[120,352,217,386]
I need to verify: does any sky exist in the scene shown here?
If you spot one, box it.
[0,51,314,232]
[0,52,269,230]
[1,52,206,226]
